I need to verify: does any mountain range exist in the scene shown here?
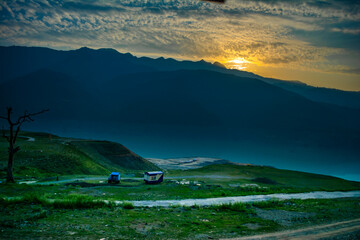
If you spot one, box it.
[0,46,359,178]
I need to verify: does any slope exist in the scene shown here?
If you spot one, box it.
[1,68,359,176]
[1,45,359,109]
[70,140,160,171]
[169,163,360,191]
[262,78,360,109]
[0,69,93,120]
[0,46,68,84]
[0,131,159,178]
[104,70,360,133]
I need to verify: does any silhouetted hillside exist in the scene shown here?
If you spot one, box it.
[1,46,359,109]
[0,69,92,120]
[103,70,360,133]
[1,45,359,177]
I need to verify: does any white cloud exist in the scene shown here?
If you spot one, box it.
[0,0,358,75]
[331,28,360,35]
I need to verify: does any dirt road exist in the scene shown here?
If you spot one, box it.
[222,218,360,240]
[128,190,360,207]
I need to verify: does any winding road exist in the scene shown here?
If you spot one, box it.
[125,190,360,207]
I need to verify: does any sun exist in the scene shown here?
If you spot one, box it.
[226,58,251,70]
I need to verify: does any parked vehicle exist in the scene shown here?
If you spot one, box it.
[144,171,164,184]
[108,172,121,183]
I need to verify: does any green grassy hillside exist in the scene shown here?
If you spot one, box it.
[1,131,359,193]
[168,164,360,191]
[70,140,158,171]
[0,131,159,179]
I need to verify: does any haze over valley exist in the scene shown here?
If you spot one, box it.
[1,46,359,180]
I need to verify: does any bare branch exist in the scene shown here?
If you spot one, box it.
[15,109,49,125]
[0,116,7,120]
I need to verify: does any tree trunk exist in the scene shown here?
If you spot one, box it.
[6,146,15,183]
[1,107,48,183]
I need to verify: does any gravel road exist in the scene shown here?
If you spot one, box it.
[126,190,360,207]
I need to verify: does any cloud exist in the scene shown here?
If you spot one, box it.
[224,0,360,21]
[338,67,360,75]
[0,1,15,18]
[0,0,359,77]
[331,27,360,35]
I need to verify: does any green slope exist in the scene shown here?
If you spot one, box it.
[168,164,360,191]
[1,131,358,192]
[70,140,159,171]
[0,131,159,178]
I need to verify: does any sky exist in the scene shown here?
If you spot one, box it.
[0,0,359,91]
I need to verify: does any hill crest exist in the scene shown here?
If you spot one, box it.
[0,131,160,178]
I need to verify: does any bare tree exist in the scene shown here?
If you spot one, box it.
[0,107,48,183]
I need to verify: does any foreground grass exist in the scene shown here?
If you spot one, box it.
[0,195,359,239]
[0,193,116,209]
[1,177,359,203]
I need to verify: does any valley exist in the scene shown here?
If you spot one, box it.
[1,46,359,178]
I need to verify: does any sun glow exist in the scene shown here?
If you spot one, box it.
[226,58,251,70]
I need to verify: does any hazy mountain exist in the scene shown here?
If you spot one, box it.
[1,68,358,156]
[0,46,68,83]
[103,70,359,131]
[0,69,93,120]
[0,45,359,177]
[206,68,360,110]
[1,46,359,110]
[261,78,360,110]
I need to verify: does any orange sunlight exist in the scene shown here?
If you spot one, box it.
[224,58,251,70]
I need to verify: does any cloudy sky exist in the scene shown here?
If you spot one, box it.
[1,0,359,91]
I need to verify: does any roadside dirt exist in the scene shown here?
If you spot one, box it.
[128,191,360,207]
[222,218,360,240]
[167,175,248,179]
[254,208,315,226]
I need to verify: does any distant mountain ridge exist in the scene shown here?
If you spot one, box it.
[0,45,359,177]
[1,45,359,109]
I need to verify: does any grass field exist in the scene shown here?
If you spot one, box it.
[1,131,360,201]
[1,131,360,239]
[1,194,359,239]
[1,168,359,202]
